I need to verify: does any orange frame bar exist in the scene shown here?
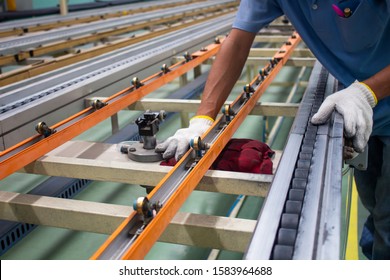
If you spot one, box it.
[0,39,224,181]
[91,32,301,260]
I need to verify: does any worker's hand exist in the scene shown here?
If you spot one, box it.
[311,80,377,153]
[155,116,213,161]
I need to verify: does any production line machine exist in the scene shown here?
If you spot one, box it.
[0,4,355,258]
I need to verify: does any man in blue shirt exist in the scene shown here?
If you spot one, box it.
[156,0,390,259]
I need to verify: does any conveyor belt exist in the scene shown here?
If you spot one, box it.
[245,62,344,260]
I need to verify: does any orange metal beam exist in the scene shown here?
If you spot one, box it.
[0,39,223,181]
[91,32,301,260]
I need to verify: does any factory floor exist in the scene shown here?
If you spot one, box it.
[0,64,368,260]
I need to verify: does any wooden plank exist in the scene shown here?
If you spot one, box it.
[0,28,24,38]
[254,35,290,43]
[21,141,280,197]
[0,191,255,252]
[247,57,316,67]
[126,99,299,117]
[161,211,256,252]
[249,48,313,58]
[0,55,18,67]
[0,191,129,234]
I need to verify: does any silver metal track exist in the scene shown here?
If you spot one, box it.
[0,0,185,32]
[0,0,234,56]
[244,62,344,260]
[0,14,234,150]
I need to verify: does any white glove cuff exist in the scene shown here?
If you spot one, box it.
[353,80,377,108]
[189,115,214,127]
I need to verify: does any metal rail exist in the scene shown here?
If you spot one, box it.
[0,14,232,94]
[0,15,234,150]
[0,0,201,37]
[244,62,344,260]
[0,6,235,87]
[0,38,224,180]
[0,0,236,57]
[91,32,301,260]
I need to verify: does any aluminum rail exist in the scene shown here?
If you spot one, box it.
[0,0,235,56]
[0,15,234,150]
[91,32,301,260]
[244,62,344,260]
[0,0,194,35]
[0,38,225,180]
[0,13,233,95]
[0,4,235,87]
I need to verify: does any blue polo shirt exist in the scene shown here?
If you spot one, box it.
[233,0,390,136]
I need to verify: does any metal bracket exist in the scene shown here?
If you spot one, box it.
[345,146,368,171]
[120,110,166,162]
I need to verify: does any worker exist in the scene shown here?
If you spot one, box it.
[155,0,390,259]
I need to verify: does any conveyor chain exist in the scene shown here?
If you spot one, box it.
[271,68,328,259]
[245,62,344,260]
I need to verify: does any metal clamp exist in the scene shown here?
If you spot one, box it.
[120,110,166,162]
[345,146,368,170]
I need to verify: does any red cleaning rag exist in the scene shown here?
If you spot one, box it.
[160,138,274,174]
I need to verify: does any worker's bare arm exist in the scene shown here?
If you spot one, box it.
[363,64,390,101]
[196,28,256,119]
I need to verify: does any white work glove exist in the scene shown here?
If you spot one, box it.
[311,80,377,153]
[155,116,214,161]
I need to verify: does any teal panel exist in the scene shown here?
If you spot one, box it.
[33,0,94,9]
[0,173,48,193]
